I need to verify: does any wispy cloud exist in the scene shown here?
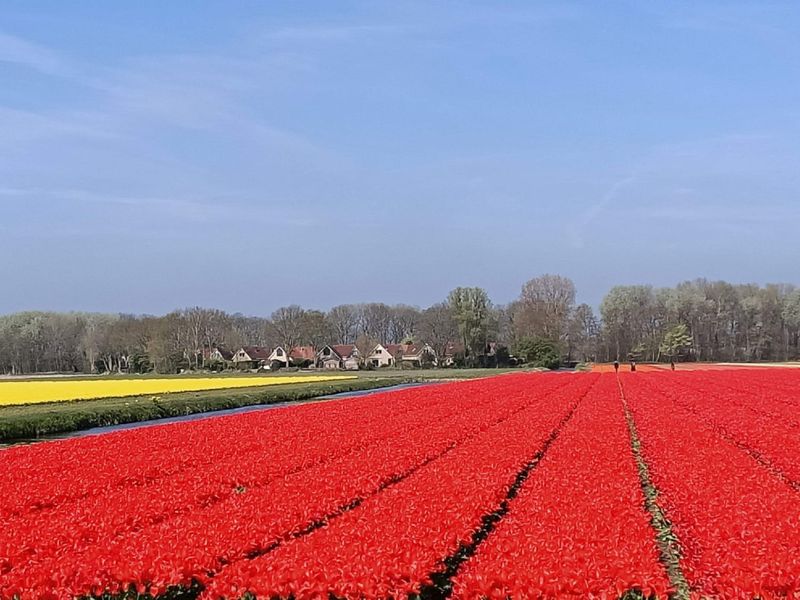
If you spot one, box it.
[0,187,314,228]
[566,175,637,249]
[0,31,68,76]
[0,106,119,144]
[265,24,406,43]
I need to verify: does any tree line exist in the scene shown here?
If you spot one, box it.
[1,275,798,374]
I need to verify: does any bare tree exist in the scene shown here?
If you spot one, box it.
[515,274,576,343]
[270,305,307,351]
[418,303,459,360]
[360,303,392,343]
[327,304,360,344]
[388,305,421,343]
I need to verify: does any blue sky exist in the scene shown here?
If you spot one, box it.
[1,1,799,315]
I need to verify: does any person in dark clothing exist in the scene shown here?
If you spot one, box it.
[613,360,619,373]
[670,359,676,371]
[630,361,636,372]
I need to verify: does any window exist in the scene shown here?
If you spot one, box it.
[276,348,284,356]
[376,349,382,354]
[323,347,330,356]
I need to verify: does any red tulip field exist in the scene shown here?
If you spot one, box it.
[2,368,800,599]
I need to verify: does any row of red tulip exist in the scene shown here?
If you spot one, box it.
[641,370,800,486]
[0,373,579,599]
[201,374,600,599]
[1,377,540,579]
[622,373,800,598]
[5,368,800,599]
[0,379,495,522]
[453,374,670,598]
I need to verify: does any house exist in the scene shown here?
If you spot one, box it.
[367,342,438,368]
[366,343,402,368]
[267,346,289,368]
[201,346,234,364]
[316,344,361,370]
[289,346,316,367]
[232,346,271,369]
[442,342,466,367]
[266,346,316,368]
[398,342,438,367]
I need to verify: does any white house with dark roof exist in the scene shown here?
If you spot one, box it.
[316,344,361,370]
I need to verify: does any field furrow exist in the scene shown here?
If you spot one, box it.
[200,375,598,600]
[638,372,800,488]
[621,373,800,598]
[0,374,582,598]
[453,373,669,599]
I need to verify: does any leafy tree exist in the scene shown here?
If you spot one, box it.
[447,287,492,366]
[660,323,693,361]
[515,337,561,370]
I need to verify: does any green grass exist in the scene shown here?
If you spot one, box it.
[0,368,523,443]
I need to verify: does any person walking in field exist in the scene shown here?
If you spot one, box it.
[613,360,619,373]
[630,361,636,372]
[670,359,676,371]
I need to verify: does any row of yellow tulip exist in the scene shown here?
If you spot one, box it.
[0,375,357,406]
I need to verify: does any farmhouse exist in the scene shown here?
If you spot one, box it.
[399,342,438,367]
[366,342,438,368]
[289,346,316,367]
[201,346,234,364]
[267,346,289,367]
[266,346,316,368]
[366,343,401,367]
[316,344,361,370]
[442,342,465,367]
[232,346,271,369]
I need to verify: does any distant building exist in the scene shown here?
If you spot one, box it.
[442,342,466,367]
[399,342,438,367]
[232,346,271,369]
[266,346,317,368]
[201,346,234,364]
[267,346,289,367]
[289,346,316,367]
[366,343,401,368]
[367,342,438,368]
[316,344,361,370]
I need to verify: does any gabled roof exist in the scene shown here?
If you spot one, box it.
[385,344,404,356]
[290,346,316,361]
[202,346,234,361]
[212,347,234,361]
[238,346,271,361]
[367,343,400,357]
[401,342,436,358]
[269,346,288,359]
[332,344,358,359]
[317,345,342,360]
[444,342,465,357]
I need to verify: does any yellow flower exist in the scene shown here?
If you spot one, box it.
[0,375,356,406]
